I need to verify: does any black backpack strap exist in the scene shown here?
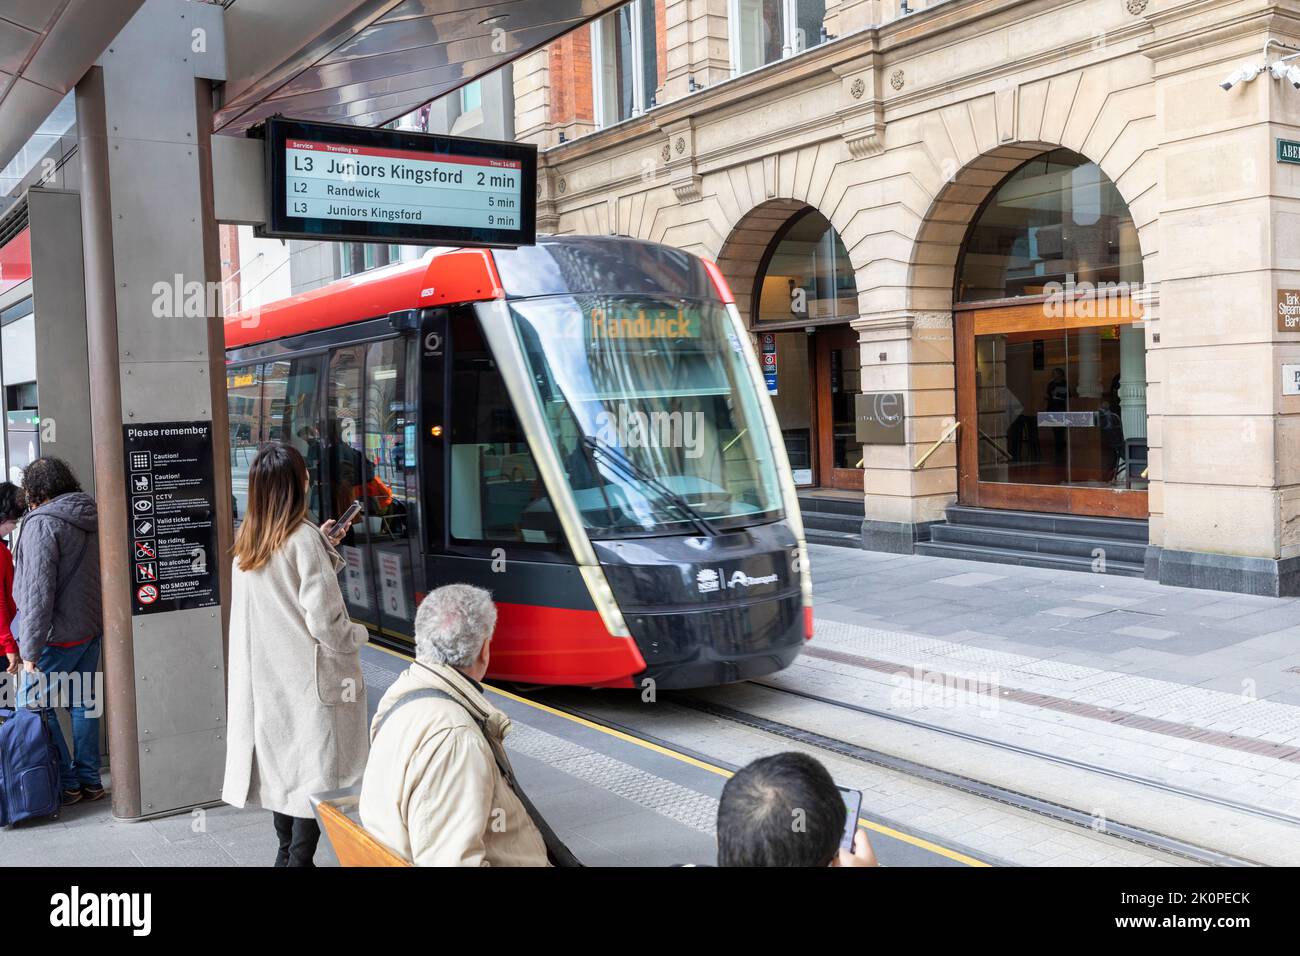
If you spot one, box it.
[484,735,584,868]
[373,685,583,867]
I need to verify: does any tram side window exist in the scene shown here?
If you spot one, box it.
[263,356,324,521]
[226,363,262,526]
[449,317,555,545]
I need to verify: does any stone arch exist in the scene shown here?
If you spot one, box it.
[659,140,871,313]
[906,141,1156,315]
[908,142,1059,314]
[712,198,809,322]
[901,67,1162,316]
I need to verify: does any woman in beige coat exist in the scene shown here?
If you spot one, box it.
[222,443,369,866]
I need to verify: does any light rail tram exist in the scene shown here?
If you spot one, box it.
[224,236,811,687]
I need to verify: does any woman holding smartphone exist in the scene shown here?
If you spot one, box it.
[222,443,367,867]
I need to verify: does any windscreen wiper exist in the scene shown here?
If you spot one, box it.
[583,435,719,537]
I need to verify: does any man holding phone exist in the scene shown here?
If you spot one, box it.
[715,752,879,867]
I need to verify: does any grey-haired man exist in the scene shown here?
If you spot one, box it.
[359,584,555,866]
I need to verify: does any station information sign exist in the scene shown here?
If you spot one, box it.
[261,117,537,247]
[123,421,221,616]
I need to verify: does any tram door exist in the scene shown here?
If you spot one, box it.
[261,356,324,520]
[325,340,420,642]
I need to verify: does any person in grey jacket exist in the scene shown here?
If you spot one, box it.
[14,457,104,805]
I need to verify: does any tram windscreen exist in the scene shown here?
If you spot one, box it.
[508,294,783,536]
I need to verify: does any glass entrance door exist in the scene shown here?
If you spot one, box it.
[957,301,1148,518]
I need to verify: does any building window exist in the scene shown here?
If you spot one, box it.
[957,148,1143,302]
[337,242,397,279]
[459,79,482,114]
[591,0,659,128]
[730,0,827,75]
[5,380,36,412]
[755,209,856,324]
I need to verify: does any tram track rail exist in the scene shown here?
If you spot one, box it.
[744,679,1300,831]
[527,684,1265,867]
[375,637,1276,866]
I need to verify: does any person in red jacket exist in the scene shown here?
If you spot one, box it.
[0,481,25,673]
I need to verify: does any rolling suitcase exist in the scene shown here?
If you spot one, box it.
[0,705,61,827]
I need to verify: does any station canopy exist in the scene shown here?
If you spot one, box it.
[0,0,144,189]
[217,0,627,133]
[0,0,625,177]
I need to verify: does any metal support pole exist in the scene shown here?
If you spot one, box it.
[76,65,140,819]
[195,78,234,645]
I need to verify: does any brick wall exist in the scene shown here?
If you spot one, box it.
[548,29,595,140]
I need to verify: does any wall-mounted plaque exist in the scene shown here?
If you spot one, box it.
[1279,289,1300,332]
[855,392,906,445]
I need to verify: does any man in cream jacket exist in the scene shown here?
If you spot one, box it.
[360,584,550,866]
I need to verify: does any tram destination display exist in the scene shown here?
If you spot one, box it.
[123,421,220,616]
[261,117,537,247]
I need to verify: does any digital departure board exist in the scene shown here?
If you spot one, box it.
[261,117,537,247]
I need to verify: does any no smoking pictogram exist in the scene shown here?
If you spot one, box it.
[136,584,158,605]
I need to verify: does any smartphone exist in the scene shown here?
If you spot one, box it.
[838,787,863,853]
[334,500,363,536]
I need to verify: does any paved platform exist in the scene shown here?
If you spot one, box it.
[11,544,1300,867]
[811,545,1300,703]
[798,544,1300,864]
[2,643,964,867]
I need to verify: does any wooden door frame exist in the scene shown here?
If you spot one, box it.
[955,299,1149,520]
[813,325,864,491]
